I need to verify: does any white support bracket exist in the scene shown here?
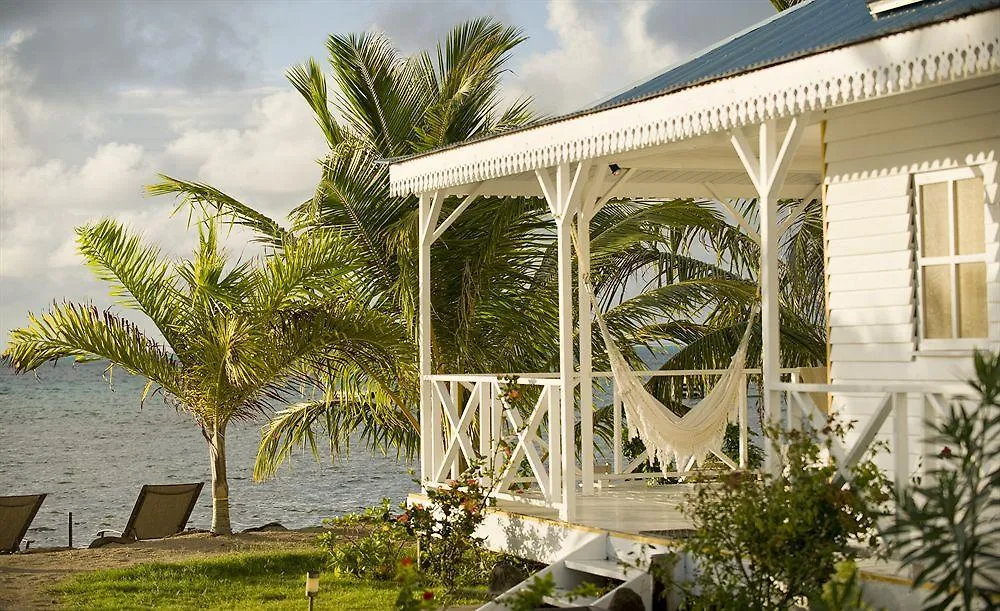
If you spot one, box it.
[590,167,637,217]
[420,190,443,246]
[431,182,486,243]
[729,116,809,197]
[703,183,760,246]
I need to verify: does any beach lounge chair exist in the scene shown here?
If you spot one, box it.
[0,494,47,553]
[89,483,203,548]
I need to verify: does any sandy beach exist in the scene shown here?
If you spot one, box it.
[0,529,322,610]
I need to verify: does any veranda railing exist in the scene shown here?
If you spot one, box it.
[773,381,970,496]
[422,368,794,512]
[423,370,973,517]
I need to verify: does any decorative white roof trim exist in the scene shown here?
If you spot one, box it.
[390,9,1000,197]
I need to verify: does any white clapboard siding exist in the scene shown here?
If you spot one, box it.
[827,232,912,257]
[825,113,1000,164]
[827,215,911,238]
[829,306,914,327]
[827,251,914,274]
[825,174,911,204]
[824,196,911,222]
[825,81,1000,143]
[829,342,914,362]
[828,269,913,292]
[827,141,998,184]
[828,287,914,309]
[823,76,1000,484]
[830,324,915,344]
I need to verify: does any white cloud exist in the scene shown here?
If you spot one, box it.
[508,0,681,115]
[165,90,325,209]
[1,86,325,345]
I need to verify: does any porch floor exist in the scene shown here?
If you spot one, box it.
[493,483,695,538]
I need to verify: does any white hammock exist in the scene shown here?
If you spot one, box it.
[576,234,757,474]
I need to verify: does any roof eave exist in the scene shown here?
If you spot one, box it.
[389,8,1000,197]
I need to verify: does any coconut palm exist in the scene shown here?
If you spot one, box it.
[153,18,553,478]
[2,217,411,533]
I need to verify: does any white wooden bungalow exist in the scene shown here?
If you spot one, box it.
[391,0,1000,607]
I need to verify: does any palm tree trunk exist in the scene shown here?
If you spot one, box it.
[208,423,232,534]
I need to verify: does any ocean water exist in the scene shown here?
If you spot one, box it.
[0,362,417,548]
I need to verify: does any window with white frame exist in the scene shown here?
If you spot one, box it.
[915,168,988,348]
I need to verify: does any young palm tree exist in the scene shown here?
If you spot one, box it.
[2,218,411,533]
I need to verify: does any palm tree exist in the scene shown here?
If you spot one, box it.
[2,218,411,533]
[153,18,552,478]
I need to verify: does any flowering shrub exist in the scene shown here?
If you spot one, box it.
[398,469,490,589]
[497,376,525,403]
[318,499,412,580]
[394,557,437,611]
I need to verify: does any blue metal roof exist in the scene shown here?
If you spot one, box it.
[388,0,998,167]
[597,0,1000,110]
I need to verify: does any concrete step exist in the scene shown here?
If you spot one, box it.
[542,587,600,608]
[564,558,642,582]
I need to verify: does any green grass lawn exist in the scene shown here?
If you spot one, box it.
[56,550,486,610]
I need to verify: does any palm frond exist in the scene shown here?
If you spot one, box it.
[3,302,183,396]
[147,175,290,246]
[253,228,357,314]
[413,17,533,149]
[254,397,418,481]
[287,58,343,148]
[326,31,425,158]
[75,219,186,350]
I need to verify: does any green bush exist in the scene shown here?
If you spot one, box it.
[318,499,412,580]
[668,419,891,610]
[811,560,879,611]
[886,350,1000,610]
[501,573,555,611]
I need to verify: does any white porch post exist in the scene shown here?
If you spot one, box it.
[730,117,807,473]
[537,162,588,520]
[758,121,782,474]
[555,163,577,520]
[578,193,594,496]
[418,191,441,489]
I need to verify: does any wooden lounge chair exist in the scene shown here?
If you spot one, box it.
[0,494,47,553]
[89,483,203,548]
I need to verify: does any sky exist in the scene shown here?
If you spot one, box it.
[0,0,777,347]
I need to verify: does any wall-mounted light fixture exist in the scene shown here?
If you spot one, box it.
[609,163,622,176]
